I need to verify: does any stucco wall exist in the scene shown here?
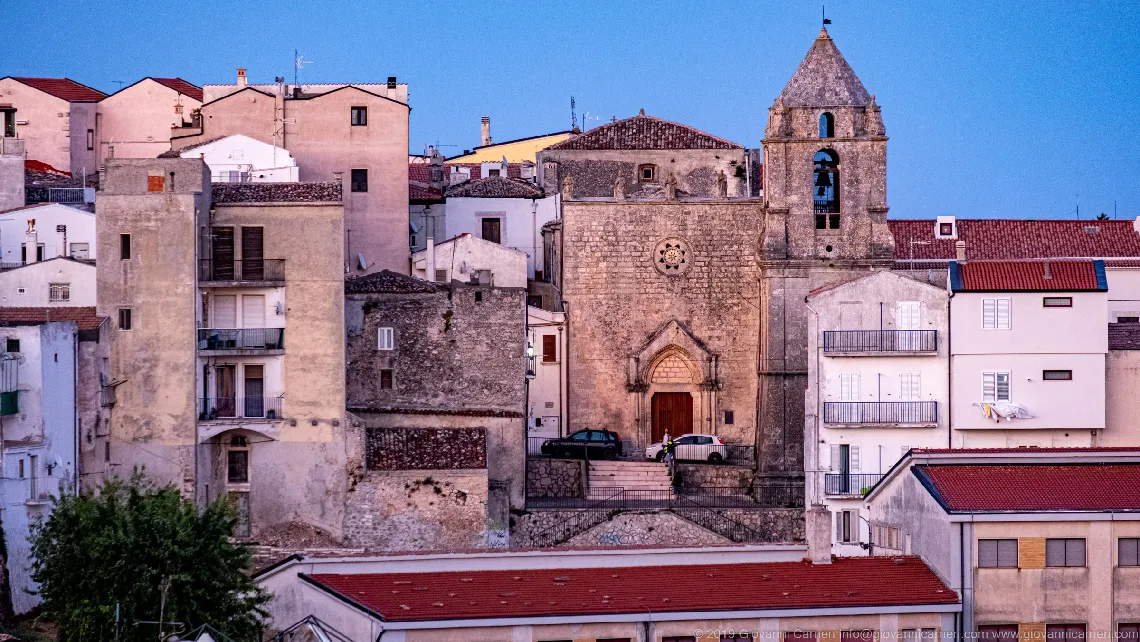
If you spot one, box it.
[343,469,489,550]
[0,259,95,307]
[1104,349,1140,445]
[0,139,25,211]
[0,203,97,263]
[411,234,528,288]
[0,79,71,172]
[98,79,201,165]
[442,195,558,278]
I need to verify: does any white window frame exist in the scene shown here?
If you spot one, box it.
[839,372,860,401]
[982,371,1011,402]
[377,327,394,351]
[899,372,921,401]
[897,301,921,330]
[982,298,1012,330]
[49,283,70,302]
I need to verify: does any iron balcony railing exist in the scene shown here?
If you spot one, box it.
[198,397,283,421]
[814,198,840,214]
[824,473,885,497]
[823,401,938,424]
[198,259,286,283]
[823,330,937,353]
[197,328,284,351]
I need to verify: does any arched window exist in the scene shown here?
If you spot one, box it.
[814,149,840,229]
[819,112,835,138]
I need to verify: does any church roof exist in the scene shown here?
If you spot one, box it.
[545,113,742,151]
[776,28,871,108]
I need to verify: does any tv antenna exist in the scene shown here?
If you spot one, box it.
[570,96,577,130]
[582,111,602,130]
[112,80,125,92]
[294,50,314,87]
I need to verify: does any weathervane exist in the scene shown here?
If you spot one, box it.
[822,6,832,28]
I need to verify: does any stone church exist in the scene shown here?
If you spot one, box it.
[541,28,892,489]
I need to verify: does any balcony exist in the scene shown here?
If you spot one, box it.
[199,259,285,285]
[824,473,884,497]
[823,401,938,425]
[197,328,284,354]
[823,330,937,355]
[198,397,283,421]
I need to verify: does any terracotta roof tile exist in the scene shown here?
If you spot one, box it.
[1109,323,1140,350]
[949,259,1106,292]
[915,464,1140,512]
[151,77,203,102]
[408,182,443,203]
[159,136,226,158]
[890,219,1140,264]
[304,556,957,622]
[444,176,543,199]
[777,29,871,108]
[911,447,1140,455]
[9,77,106,102]
[212,182,341,204]
[344,270,437,294]
[0,306,102,331]
[546,113,742,151]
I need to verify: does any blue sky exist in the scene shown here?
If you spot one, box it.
[6,1,1138,220]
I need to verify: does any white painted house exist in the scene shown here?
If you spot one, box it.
[0,257,96,306]
[0,203,96,265]
[168,134,299,183]
[805,270,949,555]
[527,305,567,446]
[948,259,1108,447]
[411,232,527,288]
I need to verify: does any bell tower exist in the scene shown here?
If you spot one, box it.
[755,28,894,493]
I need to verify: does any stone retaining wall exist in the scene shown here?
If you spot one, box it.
[675,463,754,493]
[526,457,584,498]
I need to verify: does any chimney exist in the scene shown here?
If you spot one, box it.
[387,76,397,89]
[480,117,492,147]
[805,504,833,564]
[56,225,67,258]
[1043,261,1052,280]
[425,237,436,283]
[236,68,247,88]
[955,240,967,264]
[24,219,37,264]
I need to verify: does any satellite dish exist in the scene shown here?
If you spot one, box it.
[358,253,368,270]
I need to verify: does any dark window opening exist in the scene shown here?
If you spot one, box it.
[1119,316,1140,323]
[474,291,483,302]
[86,128,94,151]
[639,164,656,182]
[1043,369,1073,380]
[227,450,249,484]
[104,440,110,462]
[1119,538,1140,566]
[5,339,18,353]
[977,626,1019,642]
[1,110,15,138]
[481,218,501,244]
[21,244,44,263]
[351,106,367,126]
[1046,538,1086,567]
[819,112,835,138]
[1118,625,1140,642]
[978,538,1018,567]
[939,222,954,236]
[1043,297,1073,307]
[380,369,393,390]
[724,410,734,424]
[1045,624,1085,642]
[118,308,132,331]
[814,149,840,215]
[351,169,368,192]
[120,234,132,260]
[542,334,557,363]
[488,169,501,177]
[527,295,543,308]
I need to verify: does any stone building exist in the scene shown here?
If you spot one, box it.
[344,270,526,548]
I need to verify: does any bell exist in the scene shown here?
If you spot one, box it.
[815,171,832,187]
[817,186,826,196]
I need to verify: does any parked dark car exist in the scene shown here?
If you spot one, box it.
[540,430,622,459]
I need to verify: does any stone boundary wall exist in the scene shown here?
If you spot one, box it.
[526,457,584,498]
[675,463,754,493]
[366,427,486,470]
[344,469,489,550]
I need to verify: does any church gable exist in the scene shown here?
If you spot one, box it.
[546,113,742,151]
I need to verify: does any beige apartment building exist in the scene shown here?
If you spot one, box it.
[867,447,1140,639]
[0,76,106,175]
[97,77,202,165]
[172,70,410,275]
[94,157,348,536]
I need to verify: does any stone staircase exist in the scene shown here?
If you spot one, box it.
[588,460,672,492]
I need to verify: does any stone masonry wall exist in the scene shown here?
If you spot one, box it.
[675,463,754,493]
[343,470,489,550]
[366,427,486,470]
[526,457,584,498]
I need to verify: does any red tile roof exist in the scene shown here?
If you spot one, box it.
[151,77,203,102]
[445,176,544,199]
[546,113,742,151]
[890,219,1140,264]
[912,447,1140,455]
[408,182,443,203]
[304,556,957,622]
[950,259,1106,292]
[9,77,106,102]
[0,306,102,331]
[914,464,1140,512]
[1109,323,1140,350]
[212,182,342,204]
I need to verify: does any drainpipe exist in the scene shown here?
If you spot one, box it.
[425,237,436,282]
[72,330,78,493]
[947,287,954,448]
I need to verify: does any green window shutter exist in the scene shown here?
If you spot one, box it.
[1,391,19,416]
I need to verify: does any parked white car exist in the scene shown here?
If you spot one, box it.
[645,434,728,463]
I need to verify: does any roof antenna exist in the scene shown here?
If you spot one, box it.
[570,96,577,131]
[294,50,314,89]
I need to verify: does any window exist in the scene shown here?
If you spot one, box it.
[897,301,921,330]
[939,222,954,236]
[20,244,44,264]
[819,112,835,138]
[1120,625,1140,642]
[1,109,15,138]
[724,410,734,425]
[5,339,18,353]
[1044,296,1072,308]
[527,295,543,308]
[435,269,448,282]
[70,242,89,259]
[227,449,249,484]
[1046,538,1086,567]
[1045,624,1085,642]
[982,372,1011,402]
[839,372,860,401]
[836,509,856,543]
[380,369,393,390]
[17,459,24,478]
[978,538,1018,568]
[977,625,1019,642]
[104,440,110,462]
[487,168,501,177]
[1119,316,1140,323]
[1120,538,1140,566]
[982,298,1012,329]
[661,637,696,642]
[351,169,368,192]
[120,234,132,260]
[377,327,394,351]
[29,455,37,498]
[542,334,557,363]
[1043,369,1073,381]
[813,149,840,225]
[49,283,70,302]
[899,372,921,401]
[639,164,656,182]
[118,308,132,331]
[481,218,502,244]
[474,291,483,302]
[350,106,367,126]
[86,128,94,151]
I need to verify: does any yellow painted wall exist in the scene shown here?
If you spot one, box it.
[445,133,571,164]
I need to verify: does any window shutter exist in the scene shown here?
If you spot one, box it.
[836,511,843,540]
[241,295,265,328]
[998,539,1018,567]
[996,372,1011,401]
[1120,539,1140,567]
[1046,539,1065,566]
[841,373,860,401]
[996,299,1011,329]
[831,445,841,472]
[899,373,921,401]
[850,445,861,473]
[982,299,997,329]
[982,373,996,402]
[978,540,998,567]
[542,334,557,362]
[898,301,920,330]
[213,295,237,328]
[1068,539,1086,567]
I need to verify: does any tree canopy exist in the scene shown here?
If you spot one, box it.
[29,473,268,641]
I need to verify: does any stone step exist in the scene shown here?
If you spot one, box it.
[590,474,671,481]
[588,463,666,470]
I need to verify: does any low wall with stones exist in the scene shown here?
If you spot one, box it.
[675,463,754,493]
[344,469,490,550]
[526,458,585,498]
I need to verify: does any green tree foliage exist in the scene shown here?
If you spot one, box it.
[29,473,268,641]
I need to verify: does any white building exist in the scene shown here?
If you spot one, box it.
[804,270,949,555]
[948,259,1108,447]
[442,176,557,280]
[527,305,567,445]
[166,134,299,183]
[0,257,96,307]
[0,203,96,264]
[411,233,527,288]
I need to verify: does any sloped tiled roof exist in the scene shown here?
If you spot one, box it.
[0,306,102,331]
[776,29,871,108]
[949,259,1106,292]
[212,182,341,204]
[890,219,1140,264]
[914,464,1140,512]
[304,556,957,623]
[545,113,742,151]
[158,136,226,158]
[151,77,203,102]
[911,447,1140,455]
[408,182,443,203]
[8,77,106,102]
[445,176,543,198]
[345,270,437,295]
[1109,323,1140,350]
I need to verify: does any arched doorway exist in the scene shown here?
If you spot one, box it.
[651,392,693,443]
